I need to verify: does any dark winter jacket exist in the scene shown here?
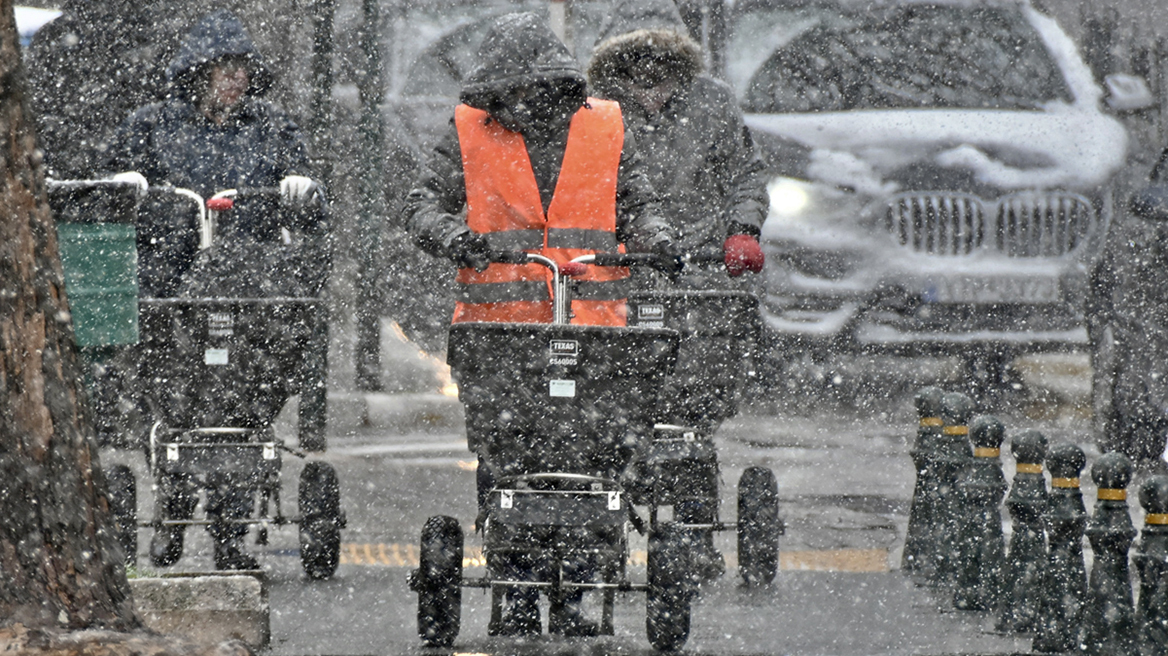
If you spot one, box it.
[27,1,173,178]
[108,10,297,198]
[1089,149,1168,462]
[108,11,325,298]
[588,0,768,267]
[1091,210,1168,462]
[403,12,672,261]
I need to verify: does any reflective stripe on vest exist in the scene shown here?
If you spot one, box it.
[453,100,628,325]
[480,229,618,252]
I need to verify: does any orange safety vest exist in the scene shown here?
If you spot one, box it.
[452,99,629,326]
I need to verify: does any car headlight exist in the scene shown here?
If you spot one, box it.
[764,176,865,230]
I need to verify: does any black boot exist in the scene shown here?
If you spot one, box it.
[214,536,259,570]
[152,473,196,567]
[496,588,540,636]
[549,592,599,637]
[678,499,724,583]
[693,532,726,583]
[149,525,184,567]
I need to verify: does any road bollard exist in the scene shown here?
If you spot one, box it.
[996,429,1049,633]
[1134,475,1168,655]
[1081,452,1137,656]
[952,414,1007,611]
[931,392,975,583]
[1032,442,1088,653]
[903,386,946,576]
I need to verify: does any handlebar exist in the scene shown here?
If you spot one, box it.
[47,179,139,192]
[486,250,690,325]
[580,252,680,272]
[47,181,318,250]
[487,250,538,266]
[684,249,728,266]
[584,249,723,269]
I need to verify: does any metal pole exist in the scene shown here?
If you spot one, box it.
[297,0,336,450]
[548,0,568,51]
[355,0,386,391]
[309,0,335,193]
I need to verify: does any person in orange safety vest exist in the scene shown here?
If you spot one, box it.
[402,12,679,639]
[404,14,678,329]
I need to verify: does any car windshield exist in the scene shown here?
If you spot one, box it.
[728,2,1073,113]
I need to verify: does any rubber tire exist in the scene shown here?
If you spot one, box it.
[299,462,342,580]
[646,523,693,652]
[106,465,137,566]
[738,466,779,586]
[417,515,463,648]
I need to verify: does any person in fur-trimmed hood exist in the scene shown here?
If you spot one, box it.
[589,0,769,583]
[588,0,768,289]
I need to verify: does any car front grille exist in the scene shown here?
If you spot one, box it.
[884,191,1096,257]
[886,193,984,255]
[996,192,1097,257]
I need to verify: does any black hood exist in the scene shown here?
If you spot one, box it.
[588,0,703,97]
[459,12,587,114]
[166,10,273,102]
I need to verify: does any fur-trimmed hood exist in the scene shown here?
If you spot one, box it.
[587,0,703,96]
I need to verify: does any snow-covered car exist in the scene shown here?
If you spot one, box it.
[725,0,1129,386]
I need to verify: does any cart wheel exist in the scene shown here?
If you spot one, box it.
[738,466,780,586]
[106,465,137,566]
[646,523,693,652]
[299,462,342,580]
[414,515,462,647]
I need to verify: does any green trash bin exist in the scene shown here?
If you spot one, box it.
[57,222,139,347]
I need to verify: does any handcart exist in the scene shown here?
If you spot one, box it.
[51,181,341,577]
[626,285,783,585]
[410,251,699,651]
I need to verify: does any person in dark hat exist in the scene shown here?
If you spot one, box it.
[587,0,769,582]
[108,10,326,572]
[588,0,767,291]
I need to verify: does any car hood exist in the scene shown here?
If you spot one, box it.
[746,105,1128,195]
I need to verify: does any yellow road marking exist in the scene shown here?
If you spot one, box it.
[338,543,888,572]
[780,548,888,572]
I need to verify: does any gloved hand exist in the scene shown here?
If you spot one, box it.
[449,231,491,272]
[111,171,148,195]
[280,175,320,207]
[724,234,764,277]
[651,237,684,276]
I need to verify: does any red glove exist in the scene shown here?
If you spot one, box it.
[724,234,764,277]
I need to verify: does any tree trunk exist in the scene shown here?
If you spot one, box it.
[0,0,138,631]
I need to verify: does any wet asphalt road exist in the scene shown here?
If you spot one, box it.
[106,353,1103,655]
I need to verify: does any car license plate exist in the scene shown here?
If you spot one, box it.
[926,276,1059,303]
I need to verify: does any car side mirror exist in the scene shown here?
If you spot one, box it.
[1105,73,1155,112]
[1129,186,1168,221]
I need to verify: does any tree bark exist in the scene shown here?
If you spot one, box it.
[0,0,138,631]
